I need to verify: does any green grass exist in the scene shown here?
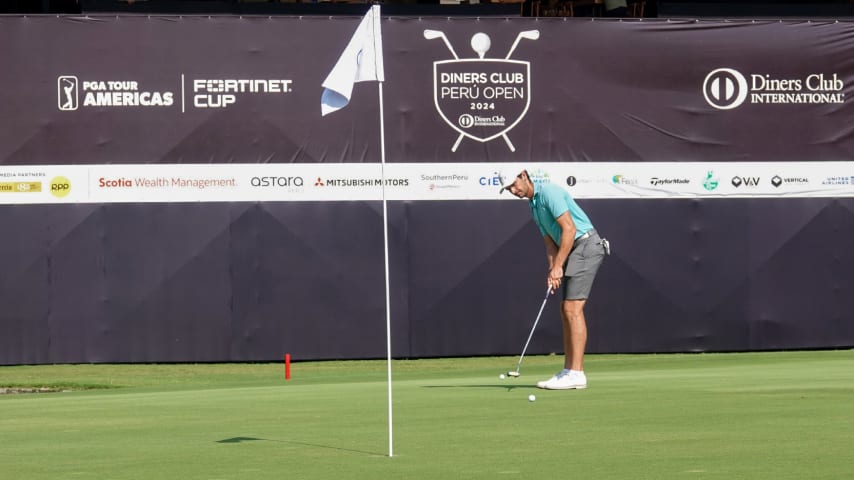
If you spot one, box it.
[1,351,853,479]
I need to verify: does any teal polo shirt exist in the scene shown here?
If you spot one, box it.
[529,181,594,245]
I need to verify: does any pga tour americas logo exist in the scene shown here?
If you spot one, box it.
[703,67,845,110]
[424,29,538,152]
[58,76,79,111]
[57,75,175,110]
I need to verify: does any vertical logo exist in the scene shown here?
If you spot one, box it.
[703,68,748,110]
[425,30,538,152]
[57,76,79,111]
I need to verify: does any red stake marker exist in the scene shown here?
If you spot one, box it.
[285,353,291,380]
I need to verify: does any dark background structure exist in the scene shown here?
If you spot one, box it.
[1,12,853,365]
[2,0,852,18]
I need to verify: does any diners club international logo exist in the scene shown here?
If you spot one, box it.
[703,67,845,110]
[424,30,538,152]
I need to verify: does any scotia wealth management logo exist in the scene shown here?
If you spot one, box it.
[425,29,538,152]
[702,68,845,110]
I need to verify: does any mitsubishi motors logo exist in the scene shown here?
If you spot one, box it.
[703,68,748,110]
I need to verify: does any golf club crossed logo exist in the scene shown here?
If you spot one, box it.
[425,29,539,152]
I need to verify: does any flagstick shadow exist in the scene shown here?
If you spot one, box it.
[216,437,381,457]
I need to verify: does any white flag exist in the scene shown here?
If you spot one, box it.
[321,5,385,116]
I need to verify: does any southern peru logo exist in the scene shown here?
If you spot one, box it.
[425,29,538,152]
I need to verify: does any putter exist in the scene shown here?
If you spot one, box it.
[507,286,552,378]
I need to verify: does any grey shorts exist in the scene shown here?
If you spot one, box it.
[562,230,606,300]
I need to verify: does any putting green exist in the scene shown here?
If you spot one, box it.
[1,350,852,479]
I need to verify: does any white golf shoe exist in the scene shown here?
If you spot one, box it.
[543,370,587,390]
[536,369,570,389]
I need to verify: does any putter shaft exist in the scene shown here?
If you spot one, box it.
[512,286,552,376]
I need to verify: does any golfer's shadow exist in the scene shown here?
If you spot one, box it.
[216,437,380,456]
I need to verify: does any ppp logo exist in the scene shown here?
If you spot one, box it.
[50,176,71,198]
[703,68,748,110]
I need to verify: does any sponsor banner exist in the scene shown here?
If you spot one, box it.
[0,162,852,204]
[0,167,86,204]
[1,18,852,166]
[88,164,410,203]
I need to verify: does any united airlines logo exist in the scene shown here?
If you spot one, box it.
[703,68,748,110]
[58,76,79,111]
[425,30,538,152]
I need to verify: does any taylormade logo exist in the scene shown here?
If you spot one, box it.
[650,177,689,187]
[703,68,845,110]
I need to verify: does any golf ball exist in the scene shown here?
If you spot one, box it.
[499,374,505,380]
[528,394,536,402]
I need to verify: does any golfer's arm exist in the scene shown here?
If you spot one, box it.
[543,235,558,269]
[552,212,576,269]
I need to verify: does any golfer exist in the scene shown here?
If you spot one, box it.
[501,170,607,390]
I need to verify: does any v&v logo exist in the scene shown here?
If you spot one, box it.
[732,176,760,188]
[703,68,748,110]
[424,30,538,152]
[57,76,79,111]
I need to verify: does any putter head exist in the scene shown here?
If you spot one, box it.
[507,371,520,377]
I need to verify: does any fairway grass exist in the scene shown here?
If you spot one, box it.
[1,351,853,480]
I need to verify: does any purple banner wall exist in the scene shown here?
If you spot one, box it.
[1,16,853,364]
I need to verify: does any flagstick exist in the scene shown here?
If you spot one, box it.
[377,81,393,459]
[321,3,391,458]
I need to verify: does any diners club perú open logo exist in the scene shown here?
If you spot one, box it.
[424,30,538,152]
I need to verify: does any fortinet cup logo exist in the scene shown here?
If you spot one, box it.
[425,30,538,152]
[703,68,845,110]
[58,76,79,111]
[192,79,293,108]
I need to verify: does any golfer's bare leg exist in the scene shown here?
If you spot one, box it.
[561,299,587,371]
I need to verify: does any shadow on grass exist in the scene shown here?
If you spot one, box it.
[216,437,381,456]
[422,385,534,391]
